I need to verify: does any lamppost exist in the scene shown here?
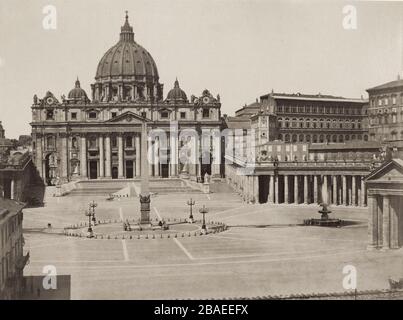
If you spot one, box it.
[84,210,93,238]
[186,198,195,223]
[89,200,98,225]
[199,205,208,234]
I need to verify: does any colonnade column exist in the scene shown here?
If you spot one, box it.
[284,175,289,204]
[304,175,308,204]
[80,135,87,178]
[99,135,104,178]
[294,175,298,204]
[342,175,347,206]
[135,135,140,177]
[332,175,337,205]
[352,176,357,206]
[105,135,111,178]
[253,176,259,203]
[274,175,279,204]
[313,175,318,204]
[269,175,274,203]
[361,177,366,207]
[118,134,124,178]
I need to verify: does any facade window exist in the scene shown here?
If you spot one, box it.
[46,135,55,149]
[392,96,397,105]
[285,118,289,128]
[180,112,186,119]
[378,99,382,106]
[89,137,97,149]
[111,136,117,148]
[71,112,77,120]
[89,111,97,119]
[111,112,117,118]
[161,111,169,119]
[141,112,147,118]
[126,136,133,148]
[71,137,78,149]
[202,108,210,118]
[46,109,54,120]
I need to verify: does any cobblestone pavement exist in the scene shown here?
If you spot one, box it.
[22,189,403,299]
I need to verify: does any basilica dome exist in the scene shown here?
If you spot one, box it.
[95,13,159,83]
[166,79,187,102]
[68,78,89,101]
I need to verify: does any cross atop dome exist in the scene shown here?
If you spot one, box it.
[120,11,134,41]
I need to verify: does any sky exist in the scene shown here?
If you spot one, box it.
[0,0,402,138]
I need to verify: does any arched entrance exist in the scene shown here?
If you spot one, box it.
[45,153,58,186]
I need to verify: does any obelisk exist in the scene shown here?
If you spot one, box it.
[139,122,151,225]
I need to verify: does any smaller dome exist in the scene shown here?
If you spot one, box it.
[166,78,187,102]
[68,78,89,101]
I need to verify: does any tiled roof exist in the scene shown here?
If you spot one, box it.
[260,92,366,103]
[224,117,251,129]
[366,79,403,92]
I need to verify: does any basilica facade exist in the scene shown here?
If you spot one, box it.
[31,14,222,185]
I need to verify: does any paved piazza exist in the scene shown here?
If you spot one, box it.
[23,188,403,299]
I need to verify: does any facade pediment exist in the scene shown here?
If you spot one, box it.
[105,111,148,124]
[366,159,403,182]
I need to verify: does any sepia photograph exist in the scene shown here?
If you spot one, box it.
[0,0,402,306]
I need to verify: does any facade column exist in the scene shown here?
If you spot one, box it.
[332,175,337,205]
[135,135,140,177]
[274,175,279,204]
[99,135,104,178]
[148,141,154,176]
[170,135,177,177]
[253,176,259,204]
[284,175,289,204]
[367,195,378,249]
[304,175,308,204]
[390,196,399,249]
[294,175,299,204]
[269,175,274,203]
[154,138,160,177]
[212,133,221,177]
[313,175,318,204]
[326,175,331,204]
[118,134,124,178]
[382,195,390,250]
[352,176,356,206]
[342,175,347,206]
[10,179,14,200]
[105,135,111,178]
[360,177,366,207]
[80,135,87,178]
[61,134,68,180]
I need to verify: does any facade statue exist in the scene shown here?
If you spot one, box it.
[33,94,38,105]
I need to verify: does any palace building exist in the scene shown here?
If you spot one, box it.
[224,91,381,207]
[31,13,222,185]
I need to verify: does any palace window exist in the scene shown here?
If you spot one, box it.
[392,96,397,105]
[111,112,117,118]
[180,112,186,119]
[161,111,169,119]
[202,108,210,118]
[141,112,147,118]
[71,112,77,120]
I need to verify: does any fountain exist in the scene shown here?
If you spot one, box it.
[303,177,344,227]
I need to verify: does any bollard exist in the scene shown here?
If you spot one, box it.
[167,234,170,238]
[152,234,155,239]
[107,235,110,239]
[129,235,132,239]
[188,232,191,237]
[174,234,177,238]
[137,235,140,239]
[146,234,149,239]
[160,234,163,239]
[182,233,184,237]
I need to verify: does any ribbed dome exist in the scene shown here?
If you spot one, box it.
[166,79,187,101]
[95,13,159,82]
[68,78,89,100]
